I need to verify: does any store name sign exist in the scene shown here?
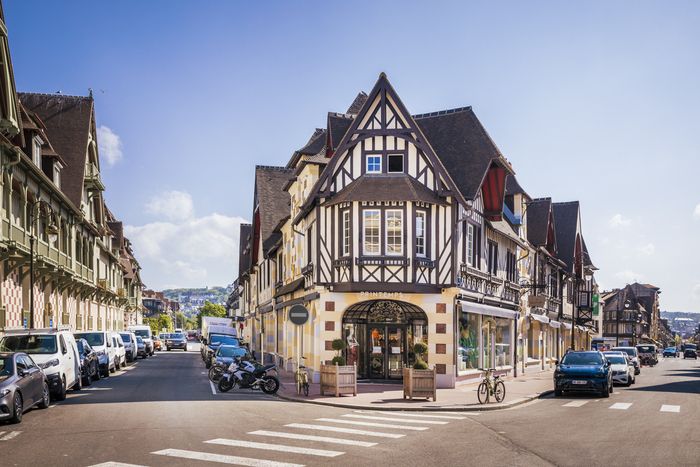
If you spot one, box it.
[360,291,405,299]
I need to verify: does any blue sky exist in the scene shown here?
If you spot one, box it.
[5,1,700,310]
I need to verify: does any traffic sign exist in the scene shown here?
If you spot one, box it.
[289,304,309,326]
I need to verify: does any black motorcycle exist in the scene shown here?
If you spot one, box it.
[217,358,280,394]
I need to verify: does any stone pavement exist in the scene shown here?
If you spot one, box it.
[276,369,554,411]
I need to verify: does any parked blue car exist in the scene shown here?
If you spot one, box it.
[554,351,613,397]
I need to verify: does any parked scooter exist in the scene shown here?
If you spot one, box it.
[217,357,280,394]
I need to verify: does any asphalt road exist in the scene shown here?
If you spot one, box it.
[2,345,697,467]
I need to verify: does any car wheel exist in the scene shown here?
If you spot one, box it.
[9,392,23,423]
[38,382,50,409]
[74,373,82,391]
[601,384,610,398]
[554,389,562,397]
[82,374,91,387]
[102,366,110,378]
[54,375,67,401]
[92,362,101,381]
[167,347,171,351]
[609,382,614,393]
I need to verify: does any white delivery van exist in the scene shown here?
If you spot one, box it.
[127,325,154,356]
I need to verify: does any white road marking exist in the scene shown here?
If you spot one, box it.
[660,405,680,413]
[354,410,466,420]
[315,418,429,431]
[562,400,589,408]
[210,381,217,395]
[83,387,112,391]
[249,430,377,447]
[342,414,448,425]
[0,431,21,441]
[609,402,633,410]
[205,438,343,457]
[88,462,149,467]
[285,423,404,439]
[151,449,304,467]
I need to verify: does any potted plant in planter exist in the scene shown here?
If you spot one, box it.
[403,341,437,401]
[320,337,357,397]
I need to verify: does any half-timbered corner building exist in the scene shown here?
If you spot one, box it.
[233,73,598,388]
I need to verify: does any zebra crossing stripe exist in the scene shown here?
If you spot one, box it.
[342,414,448,425]
[0,431,21,441]
[285,423,404,439]
[151,448,304,467]
[660,405,680,413]
[609,403,632,410]
[249,430,377,447]
[315,418,429,431]
[562,400,589,408]
[355,411,466,420]
[205,438,344,457]
[87,462,149,467]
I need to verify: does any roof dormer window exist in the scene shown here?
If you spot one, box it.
[53,162,63,189]
[366,154,381,174]
[32,136,43,167]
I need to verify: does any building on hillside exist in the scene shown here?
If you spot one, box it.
[230,74,598,388]
[0,7,144,334]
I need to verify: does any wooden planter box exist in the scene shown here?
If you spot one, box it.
[403,367,437,401]
[320,363,357,397]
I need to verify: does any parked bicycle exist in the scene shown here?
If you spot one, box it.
[288,356,309,396]
[477,368,506,404]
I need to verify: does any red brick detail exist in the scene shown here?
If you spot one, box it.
[436,303,446,313]
[436,323,446,334]
[325,321,335,331]
[325,301,335,312]
[436,343,446,354]
[325,340,334,351]
[435,363,446,374]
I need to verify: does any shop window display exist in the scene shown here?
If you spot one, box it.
[495,317,511,367]
[458,312,479,371]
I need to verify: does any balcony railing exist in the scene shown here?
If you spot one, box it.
[356,257,410,266]
[459,263,519,305]
[84,163,105,191]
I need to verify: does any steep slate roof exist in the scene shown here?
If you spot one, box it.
[346,91,368,115]
[238,223,252,276]
[255,166,293,250]
[327,174,447,206]
[297,128,326,156]
[327,113,354,152]
[414,107,512,201]
[505,175,528,197]
[19,93,93,207]
[526,198,552,247]
[552,201,580,273]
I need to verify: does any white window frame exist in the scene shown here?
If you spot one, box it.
[387,153,404,173]
[467,224,474,266]
[342,210,351,257]
[415,210,426,257]
[385,209,403,256]
[53,164,62,189]
[366,154,382,174]
[32,136,43,167]
[362,209,381,256]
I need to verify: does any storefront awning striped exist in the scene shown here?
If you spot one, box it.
[459,301,519,320]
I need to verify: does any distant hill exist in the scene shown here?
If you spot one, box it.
[162,286,232,316]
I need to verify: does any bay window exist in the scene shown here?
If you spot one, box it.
[385,209,403,255]
[363,210,380,255]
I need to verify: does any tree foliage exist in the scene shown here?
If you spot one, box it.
[197,301,227,328]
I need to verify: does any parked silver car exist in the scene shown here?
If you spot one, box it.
[604,352,636,386]
[0,352,50,423]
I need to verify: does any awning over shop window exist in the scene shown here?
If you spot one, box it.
[529,313,550,324]
[459,301,519,320]
[549,320,561,328]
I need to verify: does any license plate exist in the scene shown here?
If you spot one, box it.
[572,380,588,385]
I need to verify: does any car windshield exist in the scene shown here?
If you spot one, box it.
[133,329,150,338]
[0,335,58,354]
[0,356,12,376]
[561,352,603,365]
[75,333,105,347]
[685,344,697,350]
[665,347,676,351]
[76,341,85,354]
[606,355,627,364]
[637,346,655,353]
[217,346,245,358]
[613,348,636,356]
[172,334,185,339]
[210,335,238,346]
[119,334,132,342]
[136,336,143,343]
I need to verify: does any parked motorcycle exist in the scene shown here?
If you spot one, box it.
[217,358,280,394]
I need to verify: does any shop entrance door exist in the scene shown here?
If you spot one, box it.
[367,324,406,380]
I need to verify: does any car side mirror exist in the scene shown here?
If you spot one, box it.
[605,361,611,367]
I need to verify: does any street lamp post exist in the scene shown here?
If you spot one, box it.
[28,200,59,330]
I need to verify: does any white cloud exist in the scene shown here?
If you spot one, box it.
[96,125,123,166]
[145,190,194,222]
[608,214,631,229]
[694,204,700,219]
[638,243,655,256]
[615,270,644,284]
[125,211,248,289]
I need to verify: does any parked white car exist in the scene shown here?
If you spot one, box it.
[604,352,636,386]
[111,333,127,369]
[74,331,117,377]
[119,332,138,362]
[0,327,81,401]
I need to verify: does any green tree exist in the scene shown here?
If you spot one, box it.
[197,301,227,328]
[158,314,174,333]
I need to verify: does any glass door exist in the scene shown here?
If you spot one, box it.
[387,325,404,379]
[368,326,385,378]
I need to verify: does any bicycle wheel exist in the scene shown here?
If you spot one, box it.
[494,380,506,403]
[477,382,489,404]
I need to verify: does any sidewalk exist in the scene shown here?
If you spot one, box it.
[276,369,554,412]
